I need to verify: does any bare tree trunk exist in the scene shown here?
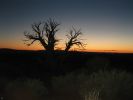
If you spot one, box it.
[39,39,48,50]
[65,45,71,52]
[24,18,60,51]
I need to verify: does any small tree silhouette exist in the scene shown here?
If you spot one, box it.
[65,27,85,51]
[24,18,60,51]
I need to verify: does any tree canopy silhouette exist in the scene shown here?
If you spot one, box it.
[65,28,85,51]
[24,18,60,51]
[24,18,85,51]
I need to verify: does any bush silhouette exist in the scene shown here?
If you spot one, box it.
[81,70,133,100]
[52,70,133,100]
[4,79,47,100]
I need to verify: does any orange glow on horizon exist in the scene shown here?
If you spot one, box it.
[1,37,133,53]
[1,44,133,53]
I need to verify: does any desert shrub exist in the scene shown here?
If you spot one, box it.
[4,79,47,100]
[0,77,9,99]
[81,70,133,100]
[52,70,133,100]
[52,72,88,100]
[86,56,111,73]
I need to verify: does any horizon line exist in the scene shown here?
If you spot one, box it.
[1,48,133,54]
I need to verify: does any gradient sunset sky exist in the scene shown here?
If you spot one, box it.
[0,0,133,52]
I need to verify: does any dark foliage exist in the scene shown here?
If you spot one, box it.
[1,49,133,100]
[0,49,133,78]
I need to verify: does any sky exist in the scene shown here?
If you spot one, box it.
[0,0,133,52]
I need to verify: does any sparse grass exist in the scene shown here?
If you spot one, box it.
[81,70,133,100]
[52,69,133,100]
[84,88,100,100]
[1,68,133,100]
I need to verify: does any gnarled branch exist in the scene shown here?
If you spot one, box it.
[23,18,60,51]
[65,27,85,51]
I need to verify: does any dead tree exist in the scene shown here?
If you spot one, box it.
[24,18,60,51]
[65,28,85,51]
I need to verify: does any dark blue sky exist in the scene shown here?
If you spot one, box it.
[0,0,133,52]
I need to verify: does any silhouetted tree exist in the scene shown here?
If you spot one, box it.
[24,18,60,51]
[65,28,85,51]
